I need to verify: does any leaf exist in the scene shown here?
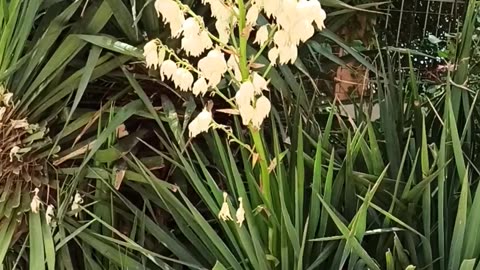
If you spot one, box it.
[75,34,143,58]
[42,214,56,270]
[448,170,470,270]
[459,259,476,270]
[104,0,139,42]
[212,261,228,270]
[0,218,17,263]
[29,211,45,270]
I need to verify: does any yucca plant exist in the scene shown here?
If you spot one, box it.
[77,3,480,270]
[0,0,143,268]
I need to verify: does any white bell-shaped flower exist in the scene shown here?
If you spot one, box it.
[252,72,269,94]
[278,44,298,65]
[263,0,279,18]
[273,30,289,47]
[268,47,279,65]
[160,60,177,80]
[239,103,255,125]
[276,0,297,28]
[182,17,201,37]
[154,0,184,37]
[215,20,230,44]
[199,30,213,50]
[314,8,327,30]
[181,36,206,57]
[198,49,228,87]
[251,95,271,128]
[188,108,213,138]
[181,17,212,56]
[192,77,209,96]
[172,68,194,91]
[235,81,255,108]
[254,25,269,46]
[294,20,315,43]
[246,4,259,26]
[204,0,231,21]
[143,40,161,69]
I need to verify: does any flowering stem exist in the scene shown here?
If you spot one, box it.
[250,128,272,204]
[236,0,249,81]
[237,0,272,207]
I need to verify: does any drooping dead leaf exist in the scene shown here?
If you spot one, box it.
[268,158,277,173]
[2,93,13,106]
[11,119,29,129]
[114,168,126,190]
[251,152,259,167]
[9,146,20,162]
[116,124,129,139]
[249,62,266,69]
[216,108,240,115]
[53,140,96,166]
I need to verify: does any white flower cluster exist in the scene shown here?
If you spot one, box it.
[258,0,327,65]
[143,40,227,97]
[181,18,213,56]
[202,0,237,43]
[235,73,271,128]
[154,0,185,37]
[144,0,326,138]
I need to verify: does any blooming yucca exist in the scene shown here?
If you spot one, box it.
[145,0,327,136]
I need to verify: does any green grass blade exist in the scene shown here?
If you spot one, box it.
[29,211,45,270]
[305,138,323,260]
[463,178,480,258]
[41,214,55,270]
[448,169,470,270]
[75,34,143,58]
[0,218,17,263]
[459,259,476,270]
[104,0,139,42]
[318,149,336,239]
